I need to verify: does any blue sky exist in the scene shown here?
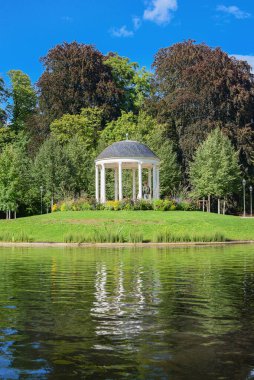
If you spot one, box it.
[0,0,253,83]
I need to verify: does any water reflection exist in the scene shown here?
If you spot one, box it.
[0,246,254,379]
[91,262,159,338]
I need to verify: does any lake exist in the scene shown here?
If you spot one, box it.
[1,245,254,379]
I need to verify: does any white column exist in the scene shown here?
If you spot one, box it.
[118,162,123,201]
[100,163,106,203]
[95,165,99,202]
[114,168,118,201]
[153,164,157,199]
[148,168,152,200]
[157,166,160,199]
[132,169,136,201]
[138,162,142,199]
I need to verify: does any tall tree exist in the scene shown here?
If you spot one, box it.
[105,53,152,113]
[50,107,103,148]
[98,110,157,150]
[0,76,8,127]
[0,139,31,217]
[37,42,122,123]
[33,138,71,207]
[65,136,94,197]
[151,40,254,174]
[189,128,241,212]
[148,127,181,196]
[8,70,37,132]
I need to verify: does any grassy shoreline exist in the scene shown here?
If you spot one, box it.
[0,211,254,243]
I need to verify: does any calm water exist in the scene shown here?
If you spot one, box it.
[1,246,254,379]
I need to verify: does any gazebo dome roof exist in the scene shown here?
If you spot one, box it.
[96,140,159,161]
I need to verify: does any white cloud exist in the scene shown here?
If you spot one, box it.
[133,16,141,30]
[143,0,178,25]
[217,5,251,19]
[110,26,134,38]
[232,54,254,71]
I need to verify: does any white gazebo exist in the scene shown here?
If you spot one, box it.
[95,139,160,203]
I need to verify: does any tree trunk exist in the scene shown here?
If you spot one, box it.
[14,211,16,219]
[202,197,205,212]
[223,200,226,215]
[208,195,211,212]
[218,198,220,214]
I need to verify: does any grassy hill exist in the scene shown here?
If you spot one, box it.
[0,211,253,243]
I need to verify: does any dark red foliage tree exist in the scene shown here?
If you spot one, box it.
[151,40,254,176]
[37,42,123,123]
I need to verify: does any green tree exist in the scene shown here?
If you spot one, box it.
[33,138,71,208]
[50,107,103,148]
[8,70,37,132]
[146,124,181,196]
[65,136,94,197]
[0,76,8,127]
[0,140,31,217]
[105,53,152,112]
[190,128,241,213]
[99,110,157,149]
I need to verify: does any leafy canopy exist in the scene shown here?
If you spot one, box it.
[190,128,241,198]
[8,70,37,132]
[50,107,103,149]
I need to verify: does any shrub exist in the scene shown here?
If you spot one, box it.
[56,196,199,212]
[81,202,92,211]
[60,202,67,212]
[176,200,198,211]
[52,204,58,212]
[105,200,121,211]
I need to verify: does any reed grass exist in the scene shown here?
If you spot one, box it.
[154,229,226,243]
[0,230,33,242]
[64,226,126,243]
[128,232,144,243]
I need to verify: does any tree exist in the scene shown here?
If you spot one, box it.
[98,110,157,150]
[0,139,31,217]
[0,76,8,127]
[149,128,181,196]
[190,128,241,213]
[151,40,254,173]
[8,70,37,132]
[65,136,94,197]
[37,42,122,123]
[105,53,152,112]
[50,107,103,148]
[33,138,71,207]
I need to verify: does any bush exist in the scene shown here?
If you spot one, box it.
[176,200,198,211]
[55,197,199,212]
[105,200,121,211]
[52,204,58,212]
[60,202,67,212]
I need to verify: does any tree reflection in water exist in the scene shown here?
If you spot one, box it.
[0,247,254,379]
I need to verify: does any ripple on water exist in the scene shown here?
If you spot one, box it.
[0,246,254,379]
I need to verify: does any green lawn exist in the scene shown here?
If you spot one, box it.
[0,211,253,242]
